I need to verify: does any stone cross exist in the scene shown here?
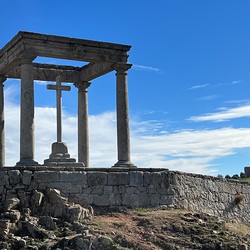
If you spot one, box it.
[47,76,71,142]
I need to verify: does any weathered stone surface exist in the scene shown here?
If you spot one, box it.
[92,236,115,250]
[123,193,148,207]
[8,170,21,185]
[22,170,32,185]
[103,186,113,195]
[31,190,44,207]
[108,172,129,185]
[0,171,8,185]
[0,219,11,239]
[67,204,88,222]
[130,171,143,187]
[87,172,107,186]
[39,181,71,192]
[46,188,67,204]
[93,195,110,206]
[91,186,104,195]
[60,171,87,182]
[0,169,250,225]
[4,195,20,211]
[4,210,21,222]
[33,171,60,182]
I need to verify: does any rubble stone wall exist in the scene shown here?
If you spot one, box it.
[0,167,249,224]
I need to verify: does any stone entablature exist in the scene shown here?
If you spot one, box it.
[0,168,249,225]
[0,32,134,168]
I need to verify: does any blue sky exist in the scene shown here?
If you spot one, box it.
[1,0,250,176]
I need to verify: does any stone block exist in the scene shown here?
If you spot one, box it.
[144,172,162,187]
[93,195,110,206]
[82,187,92,195]
[22,171,32,185]
[143,172,152,187]
[87,172,107,186]
[119,186,126,194]
[28,181,39,191]
[109,194,122,206]
[84,194,93,204]
[60,171,87,182]
[31,190,44,206]
[130,171,143,187]
[126,187,138,194]
[39,181,71,192]
[17,190,30,208]
[138,187,146,192]
[161,172,170,188]
[148,194,160,206]
[151,172,162,187]
[158,187,169,195]
[0,186,5,194]
[108,172,129,185]
[103,186,113,195]
[0,171,9,185]
[114,185,126,194]
[34,171,60,183]
[91,186,104,195]
[159,195,174,205]
[69,180,88,189]
[8,170,21,185]
[147,186,157,194]
[68,185,82,194]
[123,193,148,207]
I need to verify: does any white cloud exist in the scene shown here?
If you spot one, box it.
[189,83,210,90]
[189,105,250,122]
[189,80,242,91]
[4,86,250,175]
[132,64,160,73]
[198,95,218,101]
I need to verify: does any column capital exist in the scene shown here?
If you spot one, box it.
[0,76,6,83]
[74,81,91,92]
[114,63,132,73]
[20,56,35,65]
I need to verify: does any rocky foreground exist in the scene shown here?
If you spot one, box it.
[0,188,249,249]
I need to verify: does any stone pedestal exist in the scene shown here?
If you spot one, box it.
[0,76,6,167]
[44,142,84,166]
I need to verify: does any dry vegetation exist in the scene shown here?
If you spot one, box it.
[88,207,250,250]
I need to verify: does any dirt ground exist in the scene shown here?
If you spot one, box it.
[89,207,250,250]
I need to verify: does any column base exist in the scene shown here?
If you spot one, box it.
[44,142,84,167]
[112,160,137,168]
[16,159,39,166]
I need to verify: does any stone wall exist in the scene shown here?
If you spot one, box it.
[0,167,249,225]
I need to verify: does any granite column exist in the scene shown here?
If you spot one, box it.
[74,81,91,167]
[17,58,38,165]
[0,76,6,167]
[114,63,135,168]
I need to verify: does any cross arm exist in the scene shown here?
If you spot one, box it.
[47,84,71,91]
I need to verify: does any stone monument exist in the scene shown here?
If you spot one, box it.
[0,31,135,168]
[44,76,81,166]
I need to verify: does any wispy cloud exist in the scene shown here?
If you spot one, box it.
[198,95,218,101]
[189,80,242,91]
[132,64,160,73]
[189,104,250,122]
[189,83,210,90]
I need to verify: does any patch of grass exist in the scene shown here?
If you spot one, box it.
[226,222,250,235]
[113,222,127,228]
[241,177,250,182]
